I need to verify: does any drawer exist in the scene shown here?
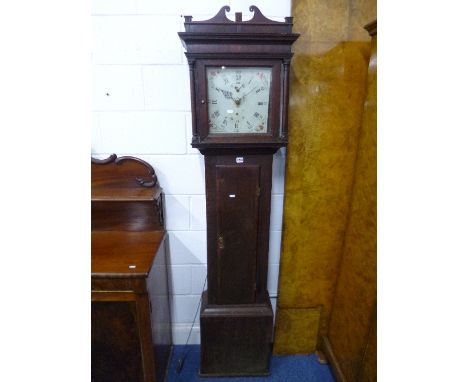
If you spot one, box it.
[91,277,147,294]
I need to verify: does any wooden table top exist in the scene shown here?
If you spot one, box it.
[91,230,166,278]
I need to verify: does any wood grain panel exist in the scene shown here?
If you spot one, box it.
[215,165,260,304]
[324,19,377,382]
[91,231,166,276]
[92,201,163,231]
[205,154,273,305]
[200,291,273,376]
[274,0,375,355]
[92,299,144,382]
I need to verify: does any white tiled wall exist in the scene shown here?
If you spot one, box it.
[91,0,291,344]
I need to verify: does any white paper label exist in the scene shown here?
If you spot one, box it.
[236,157,244,163]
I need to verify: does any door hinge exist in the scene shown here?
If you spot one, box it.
[256,186,261,197]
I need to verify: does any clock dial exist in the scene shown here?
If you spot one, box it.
[206,67,272,134]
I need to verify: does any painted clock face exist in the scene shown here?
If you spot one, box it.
[206,66,272,134]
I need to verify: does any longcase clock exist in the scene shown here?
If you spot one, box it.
[179,5,299,376]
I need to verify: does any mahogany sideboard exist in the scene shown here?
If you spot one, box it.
[91,155,172,382]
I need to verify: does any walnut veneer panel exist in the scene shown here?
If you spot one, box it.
[273,307,321,355]
[293,0,349,42]
[326,21,377,382]
[274,0,375,354]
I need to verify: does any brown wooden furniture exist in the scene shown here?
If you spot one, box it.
[321,20,377,382]
[91,155,172,382]
[179,6,298,376]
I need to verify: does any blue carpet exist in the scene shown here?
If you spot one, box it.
[166,345,335,382]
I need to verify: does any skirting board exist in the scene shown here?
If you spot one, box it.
[321,335,347,382]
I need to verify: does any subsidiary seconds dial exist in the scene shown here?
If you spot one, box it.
[206,67,272,134]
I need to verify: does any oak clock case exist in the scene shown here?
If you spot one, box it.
[179,5,298,377]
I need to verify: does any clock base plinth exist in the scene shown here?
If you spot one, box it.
[199,291,273,376]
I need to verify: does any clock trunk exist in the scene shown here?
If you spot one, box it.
[205,154,273,306]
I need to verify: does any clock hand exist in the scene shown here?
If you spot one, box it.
[215,87,233,100]
[242,86,258,99]
[239,75,256,98]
